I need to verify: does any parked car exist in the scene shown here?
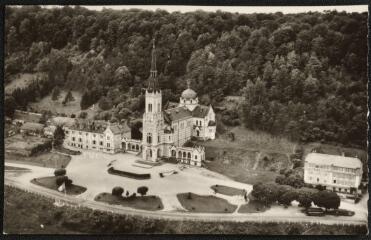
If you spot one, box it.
[306,207,325,216]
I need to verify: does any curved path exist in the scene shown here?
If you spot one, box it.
[5,171,367,226]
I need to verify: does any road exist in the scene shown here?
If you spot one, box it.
[5,176,367,226]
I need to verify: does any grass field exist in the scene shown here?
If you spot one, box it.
[5,152,71,168]
[210,185,245,196]
[5,134,50,156]
[4,186,367,234]
[31,176,87,195]
[95,192,163,211]
[177,192,237,213]
[238,200,269,213]
[5,73,46,94]
[29,90,99,119]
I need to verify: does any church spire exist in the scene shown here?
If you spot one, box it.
[148,37,159,93]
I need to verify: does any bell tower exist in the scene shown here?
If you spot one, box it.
[142,38,162,162]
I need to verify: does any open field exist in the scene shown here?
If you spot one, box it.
[177,193,237,213]
[31,176,87,195]
[5,73,46,94]
[5,152,71,168]
[5,134,51,156]
[95,192,163,211]
[29,90,99,119]
[4,186,367,234]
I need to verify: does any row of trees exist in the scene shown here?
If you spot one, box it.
[251,182,340,210]
[5,6,367,147]
[112,186,149,197]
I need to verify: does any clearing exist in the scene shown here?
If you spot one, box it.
[95,192,163,211]
[5,73,46,94]
[29,90,99,119]
[31,176,87,195]
[177,192,237,213]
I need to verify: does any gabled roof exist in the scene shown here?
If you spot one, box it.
[305,153,362,169]
[50,117,75,127]
[163,106,192,122]
[192,105,210,118]
[108,122,131,135]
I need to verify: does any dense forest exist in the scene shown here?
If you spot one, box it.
[4,6,367,147]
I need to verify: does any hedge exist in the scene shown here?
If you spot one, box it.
[107,167,150,180]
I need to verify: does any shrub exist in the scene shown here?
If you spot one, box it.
[137,186,148,196]
[112,186,124,197]
[55,176,68,186]
[79,111,88,119]
[313,191,340,210]
[65,179,73,187]
[54,168,66,176]
[187,192,192,199]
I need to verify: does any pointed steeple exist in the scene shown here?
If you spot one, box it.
[148,37,159,93]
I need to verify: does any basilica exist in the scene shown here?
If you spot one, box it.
[64,39,216,167]
[127,39,216,166]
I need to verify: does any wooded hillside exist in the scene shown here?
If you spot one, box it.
[5,6,367,147]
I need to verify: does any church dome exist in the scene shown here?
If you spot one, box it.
[181,88,197,99]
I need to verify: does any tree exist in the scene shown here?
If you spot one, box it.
[55,176,69,186]
[137,186,148,196]
[51,86,61,101]
[278,190,298,206]
[251,182,280,206]
[53,125,65,147]
[63,90,75,104]
[79,111,87,119]
[112,186,124,197]
[98,96,113,111]
[4,96,16,118]
[312,190,340,210]
[54,168,66,176]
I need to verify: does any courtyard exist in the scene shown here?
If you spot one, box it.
[4,149,368,222]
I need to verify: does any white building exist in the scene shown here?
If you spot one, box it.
[64,120,131,154]
[122,39,216,166]
[304,153,363,195]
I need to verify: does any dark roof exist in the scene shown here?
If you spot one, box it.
[192,105,210,118]
[208,120,216,126]
[108,122,131,134]
[21,122,44,131]
[14,110,42,123]
[164,106,192,122]
[164,101,178,110]
[69,120,108,134]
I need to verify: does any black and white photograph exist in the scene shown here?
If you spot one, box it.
[3,3,369,235]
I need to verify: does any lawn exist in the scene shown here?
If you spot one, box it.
[177,192,237,213]
[4,186,367,234]
[5,166,30,171]
[54,146,81,155]
[211,184,245,196]
[95,192,163,211]
[31,176,87,195]
[29,90,99,119]
[5,152,71,168]
[5,134,51,157]
[5,73,46,94]
[238,200,270,213]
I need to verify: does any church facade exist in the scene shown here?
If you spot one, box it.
[123,39,216,166]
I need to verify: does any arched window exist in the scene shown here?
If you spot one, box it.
[157,149,161,157]
[187,152,191,159]
[172,150,176,157]
[148,104,152,112]
[147,133,152,144]
[149,149,152,157]
[196,120,198,125]
[136,145,139,151]
[158,103,160,112]
[178,151,182,158]
[183,152,186,158]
